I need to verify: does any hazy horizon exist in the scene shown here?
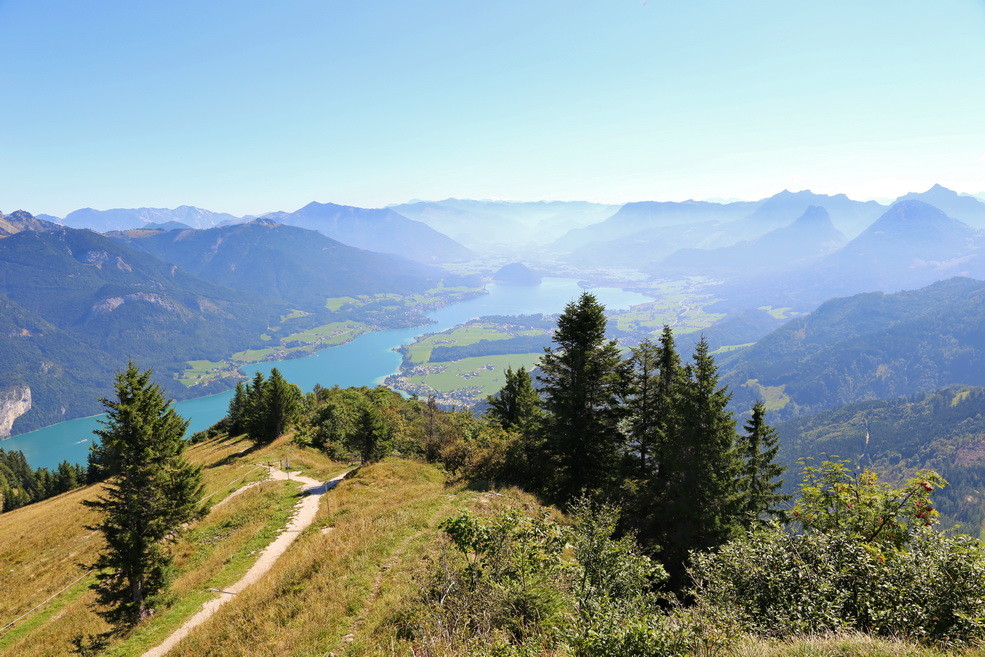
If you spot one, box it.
[2,1,984,217]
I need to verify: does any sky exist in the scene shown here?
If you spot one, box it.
[1,0,984,217]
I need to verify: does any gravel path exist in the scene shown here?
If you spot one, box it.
[141,468,350,657]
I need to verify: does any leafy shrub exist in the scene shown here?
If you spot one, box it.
[691,460,985,644]
[403,502,735,657]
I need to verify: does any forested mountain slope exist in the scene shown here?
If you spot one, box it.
[0,227,281,433]
[722,277,985,420]
[775,386,985,535]
[263,201,472,263]
[113,219,441,309]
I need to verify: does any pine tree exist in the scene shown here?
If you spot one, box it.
[265,368,303,439]
[243,371,268,441]
[537,292,627,504]
[227,382,246,435]
[624,339,661,478]
[83,363,204,627]
[54,460,80,494]
[739,401,790,525]
[658,338,742,585]
[486,366,541,433]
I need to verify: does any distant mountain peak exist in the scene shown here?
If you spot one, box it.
[876,200,952,225]
[793,205,831,225]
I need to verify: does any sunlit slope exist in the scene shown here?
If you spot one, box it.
[0,433,349,656]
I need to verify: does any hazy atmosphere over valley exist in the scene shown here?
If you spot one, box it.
[3,2,985,656]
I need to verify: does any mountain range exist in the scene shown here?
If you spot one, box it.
[390,199,618,251]
[651,206,847,278]
[714,200,985,311]
[0,210,59,237]
[0,224,282,433]
[552,190,885,269]
[112,219,442,309]
[61,206,242,232]
[721,276,985,420]
[261,201,473,264]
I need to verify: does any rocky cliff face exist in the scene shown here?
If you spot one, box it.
[0,385,32,438]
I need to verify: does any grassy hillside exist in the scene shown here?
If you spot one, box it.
[0,433,341,656]
[0,427,510,657]
[4,433,985,656]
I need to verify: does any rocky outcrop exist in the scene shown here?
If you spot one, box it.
[0,385,31,438]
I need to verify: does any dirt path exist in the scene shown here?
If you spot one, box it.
[141,468,351,657]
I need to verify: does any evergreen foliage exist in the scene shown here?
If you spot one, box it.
[229,368,304,443]
[738,401,790,524]
[478,301,789,588]
[486,365,541,434]
[0,449,85,512]
[537,292,628,503]
[83,363,204,627]
[637,337,744,586]
[623,339,662,478]
[226,382,246,435]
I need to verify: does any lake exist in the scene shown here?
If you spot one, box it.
[2,278,649,469]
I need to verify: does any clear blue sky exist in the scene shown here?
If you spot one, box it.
[2,0,984,217]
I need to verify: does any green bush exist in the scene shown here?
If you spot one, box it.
[404,503,735,657]
[691,461,985,644]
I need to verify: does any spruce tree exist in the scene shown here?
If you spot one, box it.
[243,371,268,441]
[83,363,204,627]
[486,366,541,433]
[664,338,742,585]
[739,401,790,525]
[265,368,303,439]
[624,339,661,478]
[227,381,246,435]
[537,292,627,504]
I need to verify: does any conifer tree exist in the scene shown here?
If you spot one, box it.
[487,366,541,433]
[624,339,661,478]
[227,381,246,435]
[84,363,204,627]
[739,401,790,524]
[265,368,303,439]
[537,292,627,504]
[352,403,386,464]
[243,371,268,441]
[663,338,742,584]
[627,328,685,544]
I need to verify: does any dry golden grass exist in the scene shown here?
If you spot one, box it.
[0,433,347,656]
[7,436,982,657]
[155,459,550,657]
[736,633,985,657]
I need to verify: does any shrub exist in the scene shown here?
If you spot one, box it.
[691,460,985,644]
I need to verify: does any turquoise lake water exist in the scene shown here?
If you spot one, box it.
[1,278,649,470]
